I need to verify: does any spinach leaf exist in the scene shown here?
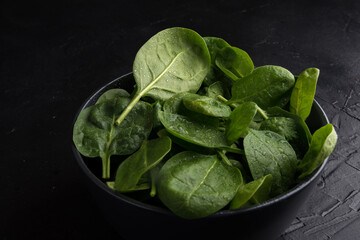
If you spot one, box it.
[244,129,297,196]
[266,106,312,145]
[163,92,219,127]
[158,111,229,149]
[225,102,258,144]
[96,89,130,104]
[114,136,172,192]
[204,37,231,64]
[215,46,254,80]
[260,117,309,159]
[157,151,242,219]
[182,93,231,117]
[229,65,295,109]
[229,159,253,183]
[290,68,319,121]
[205,81,231,100]
[298,124,337,179]
[73,97,153,179]
[157,128,215,155]
[230,174,273,209]
[115,27,210,126]
[203,37,234,87]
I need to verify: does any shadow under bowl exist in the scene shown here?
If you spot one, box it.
[72,73,330,240]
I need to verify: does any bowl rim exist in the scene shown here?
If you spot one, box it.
[72,72,330,218]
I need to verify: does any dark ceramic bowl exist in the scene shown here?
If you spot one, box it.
[72,73,330,240]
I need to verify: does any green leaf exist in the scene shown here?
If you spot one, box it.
[260,117,310,159]
[73,97,153,179]
[114,136,172,192]
[244,129,298,196]
[205,81,231,100]
[203,37,234,87]
[225,102,258,144]
[215,46,254,80]
[229,65,295,109]
[134,27,210,101]
[204,37,231,65]
[157,151,242,219]
[266,106,312,145]
[115,27,210,126]
[158,111,229,149]
[182,93,231,117]
[298,124,337,179]
[96,89,130,104]
[163,92,219,127]
[230,174,273,209]
[290,68,319,121]
[157,128,215,155]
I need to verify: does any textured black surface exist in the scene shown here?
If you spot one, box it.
[1,0,359,239]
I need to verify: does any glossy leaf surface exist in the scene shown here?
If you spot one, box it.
[73,97,153,178]
[244,129,297,195]
[298,124,337,179]
[157,151,242,219]
[229,65,295,109]
[96,89,130,104]
[215,46,254,80]
[114,136,172,192]
[225,101,258,144]
[290,68,319,121]
[230,174,273,209]
[159,111,229,149]
[182,93,231,117]
[134,27,210,101]
[260,116,309,158]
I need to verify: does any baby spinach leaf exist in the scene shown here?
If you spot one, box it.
[229,159,253,183]
[230,174,273,209]
[205,81,231,100]
[163,92,219,127]
[96,89,130,104]
[260,117,309,159]
[215,46,254,80]
[266,106,312,145]
[182,93,231,117]
[157,151,242,219]
[157,128,215,155]
[114,136,172,192]
[158,111,229,149]
[229,65,295,109]
[115,27,210,126]
[73,97,153,179]
[298,124,337,179]
[244,129,297,196]
[203,37,234,87]
[204,37,231,65]
[290,68,319,121]
[225,102,258,144]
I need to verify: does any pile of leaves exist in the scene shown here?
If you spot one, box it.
[73,27,337,219]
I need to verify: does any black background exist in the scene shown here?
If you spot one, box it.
[2,0,360,239]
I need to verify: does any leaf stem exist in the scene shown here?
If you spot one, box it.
[217,95,228,103]
[221,147,245,155]
[257,106,268,120]
[217,150,232,166]
[115,52,184,126]
[150,169,157,197]
[115,93,142,126]
[217,95,238,108]
[102,154,111,179]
